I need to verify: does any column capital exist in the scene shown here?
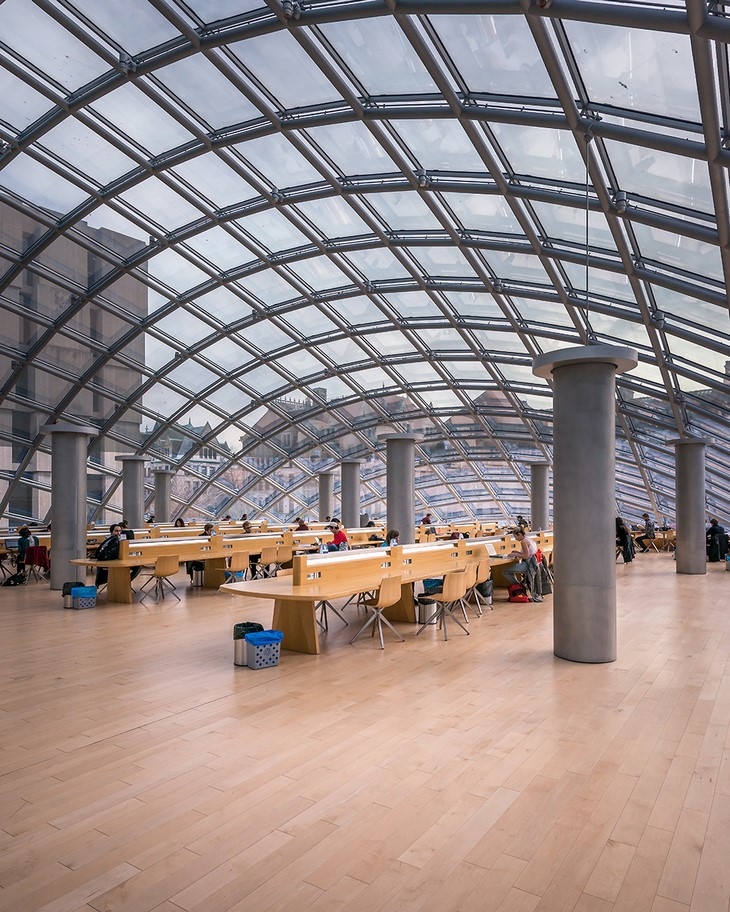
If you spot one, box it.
[153,467,177,475]
[670,436,709,447]
[533,344,638,379]
[116,455,148,464]
[41,422,98,437]
[381,433,420,443]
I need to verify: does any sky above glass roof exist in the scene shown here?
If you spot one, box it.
[1,0,729,526]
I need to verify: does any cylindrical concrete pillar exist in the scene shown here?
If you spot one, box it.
[530,462,550,531]
[41,422,99,590]
[154,469,176,524]
[115,455,147,528]
[385,434,417,546]
[533,345,637,663]
[318,472,335,521]
[673,438,707,575]
[341,461,362,528]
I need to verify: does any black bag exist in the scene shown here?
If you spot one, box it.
[2,572,26,586]
[95,535,119,561]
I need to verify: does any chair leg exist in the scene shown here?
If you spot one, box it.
[316,600,348,631]
[350,608,404,649]
[442,602,470,640]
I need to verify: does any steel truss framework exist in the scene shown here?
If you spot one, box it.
[0,0,729,525]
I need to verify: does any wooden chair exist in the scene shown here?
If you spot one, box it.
[252,545,281,579]
[466,558,492,613]
[349,575,404,650]
[23,545,50,582]
[416,569,470,641]
[139,555,181,602]
[215,551,249,585]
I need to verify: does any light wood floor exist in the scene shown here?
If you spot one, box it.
[1,555,729,912]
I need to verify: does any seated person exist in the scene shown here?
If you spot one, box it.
[503,530,542,602]
[327,519,349,551]
[173,517,186,528]
[94,524,141,585]
[635,513,656,553]
[187,523,215,580]
[381,529,399,547]
[16,526,40,577]
[294,517,309,531]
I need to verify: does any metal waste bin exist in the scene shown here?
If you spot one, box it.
[191,567,204,587]
[416,597,438,625]
[233,621,265,665]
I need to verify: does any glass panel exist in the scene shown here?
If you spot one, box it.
[631,223,723,282]
[1,0,107,89]
[320,17,439,94]
[119,178,203,231]
[147,249,211,293]
[366,192,443,231]
[234,134,322,189]
[0,67,55,131]
[231,32,338,108]
[41,119,137,185]
[605,141,713,214]
[155,56,260,129]
[434,14,552,97]
[295,196,370,239]
[70,0,180,50]
[564,21,701,123]
[91,84,196,156]
[172,156,256,208]
[344,248,411,281]
[306,122,398,175]
[0,155,89,212]
[236,270,296,306]
[235,209,310,252]
[490,123,586,183]
[443,193,524,235]
[531,202,617,251]
[393,120,487,171]
[285,256,349,290]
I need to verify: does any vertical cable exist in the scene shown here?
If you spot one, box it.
[584,128,593,339]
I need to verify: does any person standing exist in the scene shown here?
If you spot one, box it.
[635,513,656,553]
[616,517,634,563]
[706,518,728,562]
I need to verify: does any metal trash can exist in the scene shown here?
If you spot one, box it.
[62,581,78,608]
[416,597,438,625]
[233,621,265,665]
[191,567,204,587]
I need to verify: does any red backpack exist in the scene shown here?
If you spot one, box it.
[508,583,531,603]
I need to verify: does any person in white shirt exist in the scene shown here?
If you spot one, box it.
[503,530,540,600]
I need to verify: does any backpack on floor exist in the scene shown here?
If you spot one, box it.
[507,582,530,603]
[2,572,26,586]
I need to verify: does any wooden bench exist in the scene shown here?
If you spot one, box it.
[220,539,492,654]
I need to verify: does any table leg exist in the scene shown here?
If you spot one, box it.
[107,566,133,604]
[272,598,320,654]
[204,558,227,589]
[385,582,417,623]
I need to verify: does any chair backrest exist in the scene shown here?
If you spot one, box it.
[441,569,467,602]
[463,562,477,589]
[276,545,293,564]
[155,554,180,577]
[259,546,279,564]
[475,558,490,585]
[227,551,250,573]
[374,575,402,609]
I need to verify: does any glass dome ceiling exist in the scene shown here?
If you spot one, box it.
[1,0,729,527]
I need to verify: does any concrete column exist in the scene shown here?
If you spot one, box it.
[341,460,362,528]
[318,472,335,521]
[530,462,550,531]
[385,434,417,545]
[673,438,707,575]
[533,345,637,663]
[154,469,176,524]
[41,422,98,590]
[115,455,147,528]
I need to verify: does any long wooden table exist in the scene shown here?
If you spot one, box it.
[221,540,494,655]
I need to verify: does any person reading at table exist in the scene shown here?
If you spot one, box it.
[327,519,349,551]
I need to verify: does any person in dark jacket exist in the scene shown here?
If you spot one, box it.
[706,518,728,562]
[616,517,634,563]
